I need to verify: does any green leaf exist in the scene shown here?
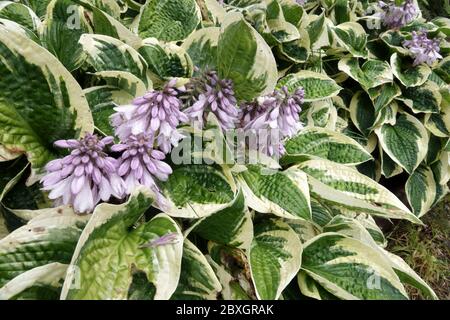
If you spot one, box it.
[181,27,219,73]
[278,70,342,102]
[78,34,149,86]
[171,240,221,300]
[217,13,278,101]
[138,0,201,42]
[338,57,393,90]
[138,38,193,80]
[375,113,429,174]
[238,165,311,220]
[0,262,67,300]
[0,208,88,288]
[249,219,302,300]
[405,165,436,217]
[161,165,235,218]
[192,189,253,250]
[332,22,368,58]
[283,127,372,166]
[61,188,184,300]
[302,233,408,300]
[40,0,90,72]
[0,26,94,181]
[391,53,431,87]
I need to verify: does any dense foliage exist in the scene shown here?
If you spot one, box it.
[0,0,448,300]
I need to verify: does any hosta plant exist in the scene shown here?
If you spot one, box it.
[0,0,446,300]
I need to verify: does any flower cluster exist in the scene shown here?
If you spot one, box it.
[41,74,305,213]
[111,79,188,153]
[403,31,442,66]
[240,86,304,157]
[112,133,172,195]
[184,70,239,131]
[41,134,125,213]
[379,0,418,29]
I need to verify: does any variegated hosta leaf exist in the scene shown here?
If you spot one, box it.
[138,38,193,81]
[390,53,431,87]
[282,127,372,166]
[238,165,311,220]
[302,233,408,300]
[78,34,150,86]
[279,31,310,63]
[84,85,134,136]
[354,214,387,247]
[405,165,436,217]
[161,165,235,218]
[86,0,121,19]
[181,27,220,73]
[138,0,201,42]
[0,1,41,32]
[323,215,384,250]
[425,97,450,137]
[286,218,320,244]
[40,0,90,72]
[300,100,337,129]
[0,208,88,288]
[350,91,375,137]
[381,249,438,300]
[0,17,40,42]
[19,0,52,18]
[0,144,22,162]
[380,147,404,178]
[297,159,411,212]
[74,0,141,48]
[435,56,450,83]
[375,112,429,174]
[338,57,393,90]
[374,101,398,127]
[218,12,278,101]
[297,270,322,300]
[332,22,368,58]
[91,70,147,97]
[171,240,221,300]
[0,262,67,300]
[306,12,325,48]
[0,26,94,180]
[368,82,401,113]
[61,188,184,300]
[296,159,421,223]
[277,70,342,102]
[249,219,302,300]
[399,81,442,114]
[192,189,253,250]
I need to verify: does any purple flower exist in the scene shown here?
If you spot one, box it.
[379,0,418,29]
[111,79,188,154]
[240,86,304,157]
[184,71,239,131]
[41,134,125,214]
[403,31,442,66]
[296,0,307,5]
[111,133,172,206]
[140,232,180,248]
